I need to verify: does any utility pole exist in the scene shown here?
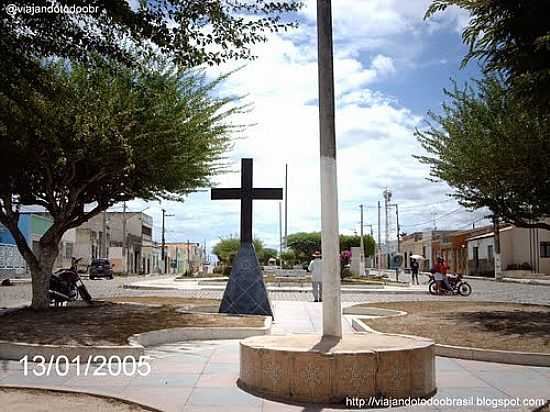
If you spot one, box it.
[383,189,392,269]
[493,215,502,280]
[187,240,191,275]
[102,211,107,258]
[390,203,401,282]
[364,224,374,237]
[161,209,166,273]
[279,202,283,264]
[359,204,365,276]
[395,204,400,253]
[161,210,174,274]
[284,163,288,250]
[317,0,342,338]
[377,201,382,271]
[122,202,127,272]
[383,189,392,248]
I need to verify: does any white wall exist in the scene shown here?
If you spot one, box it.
[467,236,494,259]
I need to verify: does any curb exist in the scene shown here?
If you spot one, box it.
[501,277,550,287]
[123,282,427,295]
[0,385,163,412]
[0,305,271,361]
[464,275,550,286]
[347,308,550,367]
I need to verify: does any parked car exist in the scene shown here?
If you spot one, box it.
[89,258,114,280]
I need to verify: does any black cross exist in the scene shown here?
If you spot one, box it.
[211,158,283,244]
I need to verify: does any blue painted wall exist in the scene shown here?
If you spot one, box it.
[0,214,35,245]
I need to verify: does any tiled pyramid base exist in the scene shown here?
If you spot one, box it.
[239,334,436,404]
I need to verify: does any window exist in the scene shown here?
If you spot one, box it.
[488,245,494,261]
[541,242,550,258]
[65,242,74,259]
[473,247,479,267]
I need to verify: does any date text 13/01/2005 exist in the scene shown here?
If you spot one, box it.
[19,355,152,377]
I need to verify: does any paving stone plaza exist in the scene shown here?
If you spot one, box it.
[1,275,549,411]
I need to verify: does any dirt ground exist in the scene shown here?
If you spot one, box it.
[360,301,550,353]
[0,388,153,411]
[109,296,220,307]
[0,301,264,346]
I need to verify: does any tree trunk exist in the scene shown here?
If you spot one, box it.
[31,241,59,310]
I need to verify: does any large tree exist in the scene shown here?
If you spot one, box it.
[425,0,550,108]
[0,60,239,309]
[1,0,302,97]
[286,232,376,263]
[212,235,264,265]
[415,75,550,230]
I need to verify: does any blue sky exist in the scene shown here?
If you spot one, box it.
[123,0,490,253]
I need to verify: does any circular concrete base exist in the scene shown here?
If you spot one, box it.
[239,334,436,404]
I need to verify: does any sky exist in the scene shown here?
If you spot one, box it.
[123,0,490,253]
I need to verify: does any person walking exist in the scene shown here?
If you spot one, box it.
[410,258,419,285]
[308,251,323,302]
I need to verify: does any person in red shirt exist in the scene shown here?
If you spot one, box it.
[434,257,451,291]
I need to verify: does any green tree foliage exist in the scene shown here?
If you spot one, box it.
[1,0,302,98]
[425,0,550,107]
[340,234,377,258]
[286,232,322,263]
[261,248,278,265]
[286,232,376,263]
[212,236,264,265]
[415,75,550,231]
[0,60,239,309]
[280,250,297,267]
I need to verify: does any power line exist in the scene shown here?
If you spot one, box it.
[400,207,464,228]
[397,199,455,211]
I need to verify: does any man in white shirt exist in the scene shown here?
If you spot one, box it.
[308,251,323,302]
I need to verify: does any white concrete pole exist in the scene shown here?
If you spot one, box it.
[284,164,288,250]
[359,204,365,276]
[122,202,127,272]
[378,201,382,271]
[317,0,342,338]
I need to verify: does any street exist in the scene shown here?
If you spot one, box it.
[1,275,549,309]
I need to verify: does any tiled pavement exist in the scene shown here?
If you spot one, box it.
[1,301,549,411]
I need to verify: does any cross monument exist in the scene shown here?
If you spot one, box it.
[211,158,282,317]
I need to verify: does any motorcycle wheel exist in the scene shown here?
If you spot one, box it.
[78,285,93,303]
[428,281,438,295]
[458,282,472,297]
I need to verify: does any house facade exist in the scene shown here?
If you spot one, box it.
[466,221,550,276]
[399,230,456,271]
[165,242,205,274]
[74,211,155,274]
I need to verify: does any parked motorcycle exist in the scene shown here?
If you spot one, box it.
[48,258,93,306]
[428,273,472,296]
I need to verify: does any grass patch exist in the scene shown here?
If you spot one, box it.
[0,301,263,346]
[359,301,550,353]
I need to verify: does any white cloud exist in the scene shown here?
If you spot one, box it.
[136,0,476,251]
[371,55,396,76]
